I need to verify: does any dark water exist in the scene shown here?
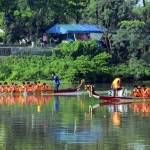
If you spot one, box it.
[0,93,150,150]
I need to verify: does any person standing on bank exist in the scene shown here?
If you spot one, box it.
[52,73,61,91]
[111,75,123,97]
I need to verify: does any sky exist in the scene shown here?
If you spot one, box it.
[138,0,150,6]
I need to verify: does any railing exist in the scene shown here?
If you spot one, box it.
[0,46,54,56]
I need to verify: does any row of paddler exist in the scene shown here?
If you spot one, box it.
[0,81,52,94]
[130,85,150,98]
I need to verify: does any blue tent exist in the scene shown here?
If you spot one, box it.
[47,24,107,34]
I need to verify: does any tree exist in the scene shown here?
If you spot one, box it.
[112,20,147,62]
[66,0,89,23]
[83,0,137,30]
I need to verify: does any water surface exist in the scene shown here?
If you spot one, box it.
[0,93,150,150]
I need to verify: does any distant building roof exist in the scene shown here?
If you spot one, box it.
[47,24,107,34]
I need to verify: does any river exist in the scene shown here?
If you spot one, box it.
[0,85,150,150]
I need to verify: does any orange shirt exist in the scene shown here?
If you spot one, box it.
[0,86,4,93]
[143,88,150,97]
[132,88,142,97]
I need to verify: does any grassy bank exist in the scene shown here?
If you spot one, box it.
[0,41,149,83]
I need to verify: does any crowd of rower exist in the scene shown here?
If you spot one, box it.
[131,85,150,98]
[0,81,52,94]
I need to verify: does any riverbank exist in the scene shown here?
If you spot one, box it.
[0,41,149,83]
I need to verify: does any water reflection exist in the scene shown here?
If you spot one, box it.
[0,95,52,106]
[88,102,129,128]
[54,96,60,112]
[54,118,102,144]
[130,103,150,117]
[0,94,150,149]
[108,105,128,127]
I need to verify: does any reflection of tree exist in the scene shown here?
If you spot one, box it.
[0,95,93,149]
[54,117,102,144]
[100,103,150,149]
[0,124,6,149]
[1,94,150,149]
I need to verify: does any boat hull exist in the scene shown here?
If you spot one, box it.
[0,88,80,96]
[99,95,150,102]
[46,88,80,96]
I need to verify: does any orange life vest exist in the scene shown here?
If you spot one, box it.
[143,88,150,97]
[132,88,142,97]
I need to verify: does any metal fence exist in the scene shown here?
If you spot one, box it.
[0,46,54,56]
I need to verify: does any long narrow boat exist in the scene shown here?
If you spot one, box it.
[99,95,150,101]
[0,88,81,96]
[48,88,81,96]
[45,79,85,96]
[85,85,150,101]
[0,80,85,96]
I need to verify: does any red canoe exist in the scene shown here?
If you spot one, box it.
[99,95,150,101]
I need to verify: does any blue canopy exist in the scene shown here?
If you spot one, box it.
[47,24,107,34]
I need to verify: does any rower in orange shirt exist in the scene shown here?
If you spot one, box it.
[131,85,139,97]
[132,85,142,97]
[6,85,11,93]
[26,82,33,95]
[141,85,147,97]
[142,86,150,98]
[0,83,4,93]
[3,82,8,93]
[41,83,47,94]
[13,84,20,95]
[36,81,42,95]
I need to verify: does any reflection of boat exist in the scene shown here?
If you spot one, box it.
[130,103,150,114]
[88,102,128,128]
[88,100,130,115]
[0,95,51,106]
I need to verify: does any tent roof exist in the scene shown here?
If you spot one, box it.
[47,24,107,34]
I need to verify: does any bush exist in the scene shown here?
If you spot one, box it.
[56,40,103,59]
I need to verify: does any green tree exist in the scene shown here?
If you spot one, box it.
[112,20,146,62]
[66,0,89,23]
[83,0,137,29]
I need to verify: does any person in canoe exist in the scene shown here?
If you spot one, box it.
[111,75,123,96]
[52,73,61,92]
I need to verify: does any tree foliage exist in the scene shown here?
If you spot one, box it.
[0,41,113,82]
[0,0,150,82]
